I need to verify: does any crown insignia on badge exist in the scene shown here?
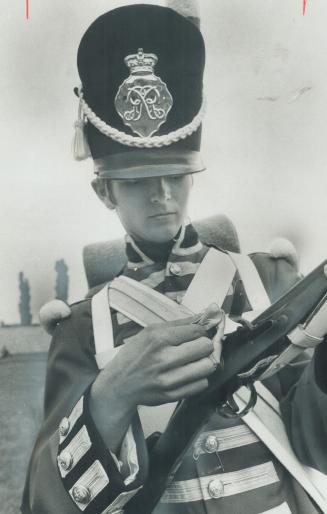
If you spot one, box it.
[115,49,173,137]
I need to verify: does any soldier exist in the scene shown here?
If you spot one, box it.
[22,4,327,514]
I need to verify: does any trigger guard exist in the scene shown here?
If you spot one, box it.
[217,382,257,419]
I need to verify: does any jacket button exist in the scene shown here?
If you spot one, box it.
[204,435,219,453]
[169,263,182,275]
[58,451,73,472]
[208,479,224,499]
[59,417,70,437]
[72,484,91,505]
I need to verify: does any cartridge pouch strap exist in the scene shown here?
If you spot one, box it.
[227,251,271,313]
[236,383,327,513]
[181,248,236,312]
[91,284,118,369]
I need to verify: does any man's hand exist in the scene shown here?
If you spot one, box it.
[89,313,225,451]
[117,317,218,406]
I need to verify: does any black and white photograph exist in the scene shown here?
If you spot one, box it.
[1,1,327,513]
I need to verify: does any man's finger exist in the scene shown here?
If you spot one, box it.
[210,311,226,366]
[152,322,208,346]
[163,379,209,402]
[163,337,214,369]
[160,357,216,390]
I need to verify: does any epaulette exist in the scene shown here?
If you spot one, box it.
[39,284,110,335]
[268,238,299,271]
[39,299,72,335]
[39,298,90,335]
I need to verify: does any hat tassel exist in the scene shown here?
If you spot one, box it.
[72,96,91,161]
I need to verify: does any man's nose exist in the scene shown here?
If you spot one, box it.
[150,177,172,203]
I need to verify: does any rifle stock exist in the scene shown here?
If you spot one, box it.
[127,259,327,514]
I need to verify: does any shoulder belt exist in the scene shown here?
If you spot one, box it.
[93,246,323,371]
[92,247,271,369]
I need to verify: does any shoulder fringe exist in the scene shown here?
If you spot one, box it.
[269,238,299,271]
[39,300,71,335]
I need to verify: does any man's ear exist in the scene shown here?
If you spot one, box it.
[91,178,116,210]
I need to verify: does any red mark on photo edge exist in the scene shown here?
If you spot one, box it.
[303,0,308,15]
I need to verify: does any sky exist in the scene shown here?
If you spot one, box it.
[1,0,327,324]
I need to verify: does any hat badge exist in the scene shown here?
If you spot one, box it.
[115,49,173,138]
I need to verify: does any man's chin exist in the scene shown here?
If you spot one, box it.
[145,224,181,243]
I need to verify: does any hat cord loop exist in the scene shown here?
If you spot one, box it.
[77,86,206,150]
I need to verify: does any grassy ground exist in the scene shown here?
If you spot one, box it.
[0,327,49,513]
[0,325,50,354]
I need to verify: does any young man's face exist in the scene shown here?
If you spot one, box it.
[102,174,193,243]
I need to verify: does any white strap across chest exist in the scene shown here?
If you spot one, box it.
[91,248,270,436]
[181,248,236,312]
[236,383,327,513]
[228,251,271,312]
[91,247,271,369]
[91,284,117,369]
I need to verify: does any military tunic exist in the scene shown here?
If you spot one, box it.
[22,224,327,514]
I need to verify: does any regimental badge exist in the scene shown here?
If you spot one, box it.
[115,49,173,138]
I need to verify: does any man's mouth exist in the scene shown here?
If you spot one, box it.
[148,212,176,219]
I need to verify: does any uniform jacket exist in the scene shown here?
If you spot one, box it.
[22,223,327,514]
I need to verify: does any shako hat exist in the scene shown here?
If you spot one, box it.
[75,4,206,179]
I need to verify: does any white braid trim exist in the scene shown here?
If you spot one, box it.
[78,88,206,149]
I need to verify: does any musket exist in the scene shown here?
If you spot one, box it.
[127,259,327,514]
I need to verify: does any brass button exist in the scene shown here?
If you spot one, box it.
[208,479,224,499]
[58,451,73,472]
[204,435,219,453]
[72,484,91,505]
[59,417,70,437]
[169,263,182,276]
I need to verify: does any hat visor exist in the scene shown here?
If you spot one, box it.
[94,149,205,180]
